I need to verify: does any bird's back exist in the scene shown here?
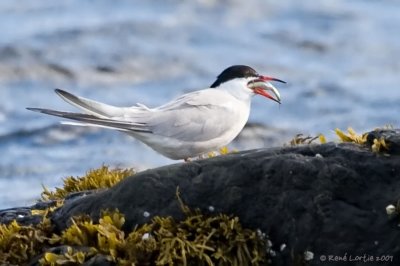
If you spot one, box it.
[131,88,251,158]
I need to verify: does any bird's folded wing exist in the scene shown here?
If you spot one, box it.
[149,89,240,141]
[149,105,233,141]
[155,89,232,111]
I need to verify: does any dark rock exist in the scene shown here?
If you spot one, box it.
[83,254,115,266]
[366,128,400,154]
[0,207,32,224]
[0,200,57,226]
[63,189,104,201]
[0,191,101,226]
[1,129,399,265]
[0,207,42,226]
[31,200,58,210]
[49,130,400,266]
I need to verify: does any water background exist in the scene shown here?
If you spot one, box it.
[0,0,399,208]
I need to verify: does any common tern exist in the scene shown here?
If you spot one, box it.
[27,65,285,160]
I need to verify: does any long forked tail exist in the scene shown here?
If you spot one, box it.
[26,108,152,133]
[54,89,127,118]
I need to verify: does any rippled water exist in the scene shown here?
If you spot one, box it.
[0,0,399,208]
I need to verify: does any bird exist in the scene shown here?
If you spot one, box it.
[27,65,285,161]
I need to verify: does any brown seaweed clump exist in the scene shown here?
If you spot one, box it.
[0,218,52,264]
[335,127,390,153]
[41,165,134,201]
[0,206,267,265]
[0,166,134,264]
[40,208,266,265]
[288,127,391,154]
[289,134,325,146]
[0,165,267,265]
[335,127,368,144]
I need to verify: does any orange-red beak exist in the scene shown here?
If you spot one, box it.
[248,75,285,104]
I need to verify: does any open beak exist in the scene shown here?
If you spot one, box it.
[248,75,285,104]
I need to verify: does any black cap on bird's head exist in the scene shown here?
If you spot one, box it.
[210,65,286,104]
[210,65,259,88]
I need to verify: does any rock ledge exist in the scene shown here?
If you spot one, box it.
[49,129,400,265]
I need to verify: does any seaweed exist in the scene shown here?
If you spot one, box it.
[3,127,393,264]
[41,165,134,201]
[40,190,267,265]
[289,134,325,146]
[335,127,367,144]
[371,137,389,153]
[207,146,237,158]
[1,167,267,265]
[0,217,52,264]
[335,127,390,153]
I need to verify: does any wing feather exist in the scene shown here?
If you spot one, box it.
[147,89,241,141]
[28,88,244,143]
[26,108,152,133]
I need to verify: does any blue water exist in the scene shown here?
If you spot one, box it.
[0,0,399,208]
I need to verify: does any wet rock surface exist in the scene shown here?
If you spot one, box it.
[48,129,400,265]
[0,201,55,226]
[1,129,400,265]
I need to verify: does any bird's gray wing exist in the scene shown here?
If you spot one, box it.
[156,89,230,111]
[148,89,241,141]
[28,88,241,139]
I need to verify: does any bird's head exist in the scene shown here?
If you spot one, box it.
[210,65,285,103]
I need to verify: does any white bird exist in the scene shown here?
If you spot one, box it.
[27,65,284,160]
